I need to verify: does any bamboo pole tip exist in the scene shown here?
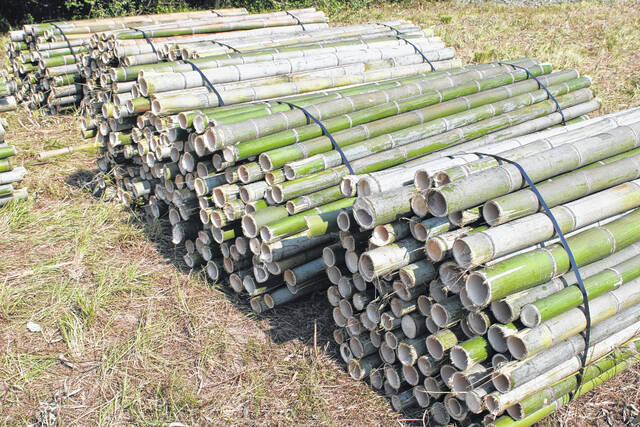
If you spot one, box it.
[414,169,430,191]
[431,401,451,425]
[413,386,430,408]
[520,304,542,328]
[465,390,484,414]
[263,293,276,309]
[356,178,374,197]
[397,342,417,366]
[358,253,375,282]
[254,265,269,283]
[482,200,503,226]
[340,175,357,197]
[249,297,263,314]
[257,243,270,263]
[347,358,364,380]
[325,266,341,285]
[506,335,528,360]
[283,270,295,287]
[430,303,449,328]
[426,189,448,217]
[466,272,491,307]
[336,210,351,231]
[332,307,347,328]
[384,365,402,390]
[490,300,514,325]
[450,345,471,371]
[484,394,501,415]
[353,205,375,230]
[411,194,430,219]
[506,403,525,420]
[450,372,471,393]
[371,225,391,246]
[344,251,359,274]
[426,238,446,263]
[487,325,508,353]
[426,335,444,360]
[150,99,161,114]
[452,238,474,268]
[327,286,341,307]
[492,371,512,394]
[366,301,381,324]
[171,224,184,244]
[445,394,466,419]
[270,185,284,204]
[321,246,336,267]
[468,312,489,335]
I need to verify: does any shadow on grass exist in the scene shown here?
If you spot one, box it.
[68,167,423,423]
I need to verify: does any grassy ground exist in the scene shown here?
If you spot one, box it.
[1,1,639,425]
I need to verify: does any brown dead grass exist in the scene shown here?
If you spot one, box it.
[1,1,639,425]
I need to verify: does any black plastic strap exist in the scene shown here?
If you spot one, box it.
[499,62,566,125]
[128,27,157,55]
[210,40,241,54]
[277,101,354,174]
[182,60,225,106]
[461,151,590,393]
[376,22,435,71]
[285,11,306,31]
[212,10,222,17]
[50,23,78,63]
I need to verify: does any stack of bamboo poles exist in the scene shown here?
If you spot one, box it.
[330,106,640,424]
[0,118,27,205]
[0,70,18,112]
[75,14,640,419]
[4,8,336,113]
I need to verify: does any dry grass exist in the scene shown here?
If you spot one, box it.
[1,1,639,425]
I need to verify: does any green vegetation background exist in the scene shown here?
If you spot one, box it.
[0,0,371,32]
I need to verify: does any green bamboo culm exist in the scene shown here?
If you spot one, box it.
[465,208,640,308]
[521,256,640,327]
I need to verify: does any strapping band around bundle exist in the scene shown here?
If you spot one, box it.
[285,11,306,31]
[376,22,435,71]
[277,101,354,174]
[182,60,225,106]
[50,23,78,63]
[210,40,242,54]
[499,61,566,125]
[128,27,158,55]
[450,151,590,393]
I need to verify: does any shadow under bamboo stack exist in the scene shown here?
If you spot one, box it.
[0,118,27,205]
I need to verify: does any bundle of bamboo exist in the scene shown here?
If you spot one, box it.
[329,106,640,424]
[83,32,637,421]
[26,7,632,421]
[0,70,18,112]
[0,118,28,205]
[4,8,334,113]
